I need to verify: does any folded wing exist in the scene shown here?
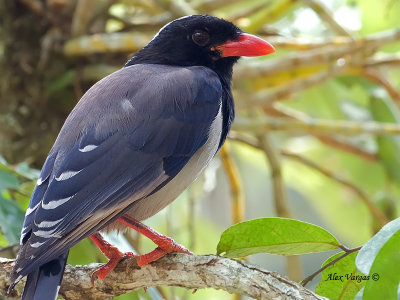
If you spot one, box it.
[11,64,222,285]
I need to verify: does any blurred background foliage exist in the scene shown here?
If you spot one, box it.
[1,0,400,299]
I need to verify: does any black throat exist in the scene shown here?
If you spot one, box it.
[212,58,236,150]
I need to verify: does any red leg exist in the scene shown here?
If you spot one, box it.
[89,233,135,284]
[118,215,192,266]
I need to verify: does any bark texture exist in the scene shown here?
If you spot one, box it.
[0,254,326,300]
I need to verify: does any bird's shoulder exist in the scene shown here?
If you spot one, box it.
[62,64,222,134]
[82,64,221,105]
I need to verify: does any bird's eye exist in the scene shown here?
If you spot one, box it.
[192,30,210,46]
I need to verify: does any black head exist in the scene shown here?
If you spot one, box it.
[125,15,274,81]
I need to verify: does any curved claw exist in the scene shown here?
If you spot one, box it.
[91,252,136,286]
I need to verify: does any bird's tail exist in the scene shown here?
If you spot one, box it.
[20,251,69,300]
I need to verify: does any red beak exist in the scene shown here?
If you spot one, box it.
[215,33,275,57]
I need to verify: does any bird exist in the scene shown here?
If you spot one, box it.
[8,14,275,299]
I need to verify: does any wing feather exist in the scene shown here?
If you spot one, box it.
[11,64,222,282]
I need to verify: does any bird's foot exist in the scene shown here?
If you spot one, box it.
[89,233,135,285]
[90,216,193,284]
[118,215,192,267]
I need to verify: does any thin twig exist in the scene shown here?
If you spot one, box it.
[234,49,350,79]
[314,135,378,162]
[281,150,389,226]
[364,69,400,109]
[263,105,379,162]
[364,54,400,68]
[260,35,353,51]
[229,131,378,164]
[194,0,245,12]
[232,116,400,136]
[301,246,362,286]
[244,64,347,107]
[300,0,353,37]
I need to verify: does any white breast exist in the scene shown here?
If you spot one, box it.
[125,105,223,221]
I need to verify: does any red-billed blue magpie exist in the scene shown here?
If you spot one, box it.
[9,15,274,299]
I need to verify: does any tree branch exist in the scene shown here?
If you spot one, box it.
[232,116,400,136]
[1,254,326,300]
[219,142,246,224]
[300,0,353,37]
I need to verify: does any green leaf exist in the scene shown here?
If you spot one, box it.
[316,251,365,299]
[0,232,7,247]
[362,230,400,300]
[0,170,19,191]
[0,156,10,171]
[356,218,400,275]
[13,162,40,180]
[0,193,24,244]
[0,156,39,182]
[217,218,340,258]
[14,181,36,209]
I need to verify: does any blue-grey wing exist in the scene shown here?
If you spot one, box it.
[11,64,222,283]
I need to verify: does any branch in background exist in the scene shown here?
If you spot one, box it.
[169,0,197,17]
[281,150,389,226]
[0,255,326,300]
[258,135,302,281]
[363,69,400,109]
[261,35,353,51]
[0,245,19,260]
[314,135,378,162]
[364,54,400,68]
[63,31,150,56]
[301,246,362,287]
[227,135,389,227]
[219,142,246,224]
[234,48,351,80]
[232,116,400,136]
[228,2,267,23]
[194,0,244,12]
[71,0,96,37]
[244,64,347,107]
[240,0,295,33]
[300,0,353,37]
[233,26,400,88]
[152,0,196,17]
[62,24,400,84]
[364,27,400,49]
[230,129,378,163]
[259,135,291,218]
[262,104,379,162]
